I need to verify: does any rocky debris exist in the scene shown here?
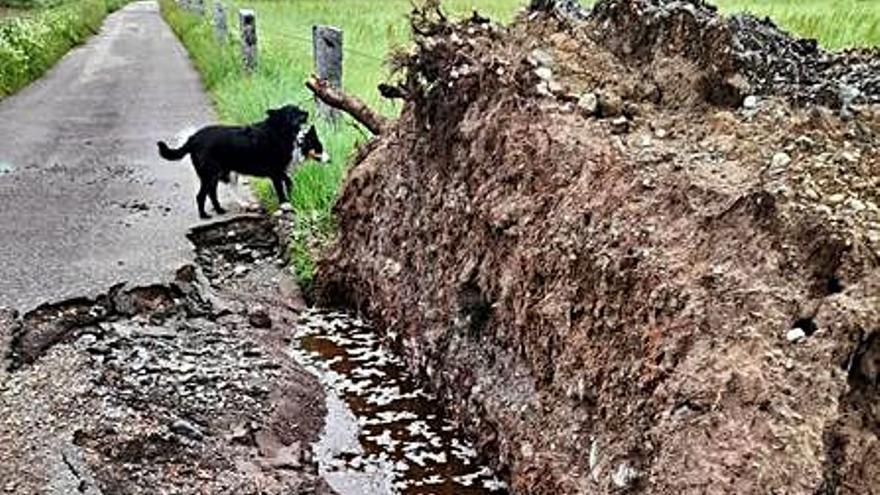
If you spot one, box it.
[589,0,880,108]
[187,213,281,284]
[169,418,205,442]
[787,327,806,342]
[117,199,151,211]
[316,1,880,494]
[742,94,759,109]
[0,216,332,495]
[576,92,599,116]
[249,304,273,329]
[609,116,630,134]
[529,0,589,21]
[598,92,623,118]
[0,309,17,381]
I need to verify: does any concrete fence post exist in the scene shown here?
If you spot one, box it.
[312,25,343,122]
[239,9,257,72]
[213,1,228,41]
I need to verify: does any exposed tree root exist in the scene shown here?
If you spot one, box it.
[305,75,392,135]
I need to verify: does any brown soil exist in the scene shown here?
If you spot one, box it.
[315,1,880,493]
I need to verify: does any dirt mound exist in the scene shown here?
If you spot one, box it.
[590,0,880,108]
[316,1,880,493]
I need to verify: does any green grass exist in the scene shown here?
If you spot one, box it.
[160,0,878,286]
[715,0,880,50]
[0,0,66,8]
[0,0,129,98]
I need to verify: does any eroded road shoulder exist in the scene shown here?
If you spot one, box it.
[0,216,334,494]
[0,2,335,493]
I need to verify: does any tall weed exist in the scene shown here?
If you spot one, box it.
[0,0,128,98]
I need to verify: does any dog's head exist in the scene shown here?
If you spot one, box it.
[266,105,309,137]
[298,125,329,163]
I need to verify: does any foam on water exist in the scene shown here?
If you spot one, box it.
[289,309,508,495]
[0,161,15,176]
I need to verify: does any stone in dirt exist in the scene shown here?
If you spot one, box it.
[249,305,273,329]
[315,1,880,494]
[170,419,204,441]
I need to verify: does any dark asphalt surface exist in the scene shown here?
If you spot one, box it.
[0,1,217,312]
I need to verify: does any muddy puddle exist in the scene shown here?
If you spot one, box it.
[289,309,508,495]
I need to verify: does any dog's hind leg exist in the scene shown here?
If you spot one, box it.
[196,182,210,219]
[207,176,226,215]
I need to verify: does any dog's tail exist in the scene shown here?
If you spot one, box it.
[157,139,191,161]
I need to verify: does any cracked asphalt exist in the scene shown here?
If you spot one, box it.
[0,1,214,312]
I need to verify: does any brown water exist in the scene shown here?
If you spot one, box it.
[289,309,508,495]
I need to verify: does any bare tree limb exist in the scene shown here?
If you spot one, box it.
[305,75,391,135]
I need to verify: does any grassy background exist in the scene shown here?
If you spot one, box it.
[714,0,880,49]
[0,0,66,7]
[160,0,879,285]
[0,0,129,97]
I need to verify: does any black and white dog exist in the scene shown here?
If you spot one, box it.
[157,105,327,218]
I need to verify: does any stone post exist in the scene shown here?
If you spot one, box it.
[239,9,257,72]
[312,25,343,122]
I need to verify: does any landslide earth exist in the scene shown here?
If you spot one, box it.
[315,0,880,493]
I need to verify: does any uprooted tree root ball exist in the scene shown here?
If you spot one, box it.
[315,0,880,493]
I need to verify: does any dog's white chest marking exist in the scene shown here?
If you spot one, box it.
[290,127,309,167]
[290,147,304,166]
[293,127,308,160]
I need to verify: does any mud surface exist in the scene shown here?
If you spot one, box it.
[0,216,333,494]
[316,1,880,494]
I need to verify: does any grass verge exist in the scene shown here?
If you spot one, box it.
[0,0,129,98]
[161,0,879,287]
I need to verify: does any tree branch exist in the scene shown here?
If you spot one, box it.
[305,75,391,135]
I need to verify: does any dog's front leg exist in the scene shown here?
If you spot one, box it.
[271,176,288,205]
[283,175,293,198]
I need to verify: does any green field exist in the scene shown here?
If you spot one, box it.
[159,0,879,285]
[716,0,880,49]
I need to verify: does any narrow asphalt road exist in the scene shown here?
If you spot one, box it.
[0,1,215,312]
